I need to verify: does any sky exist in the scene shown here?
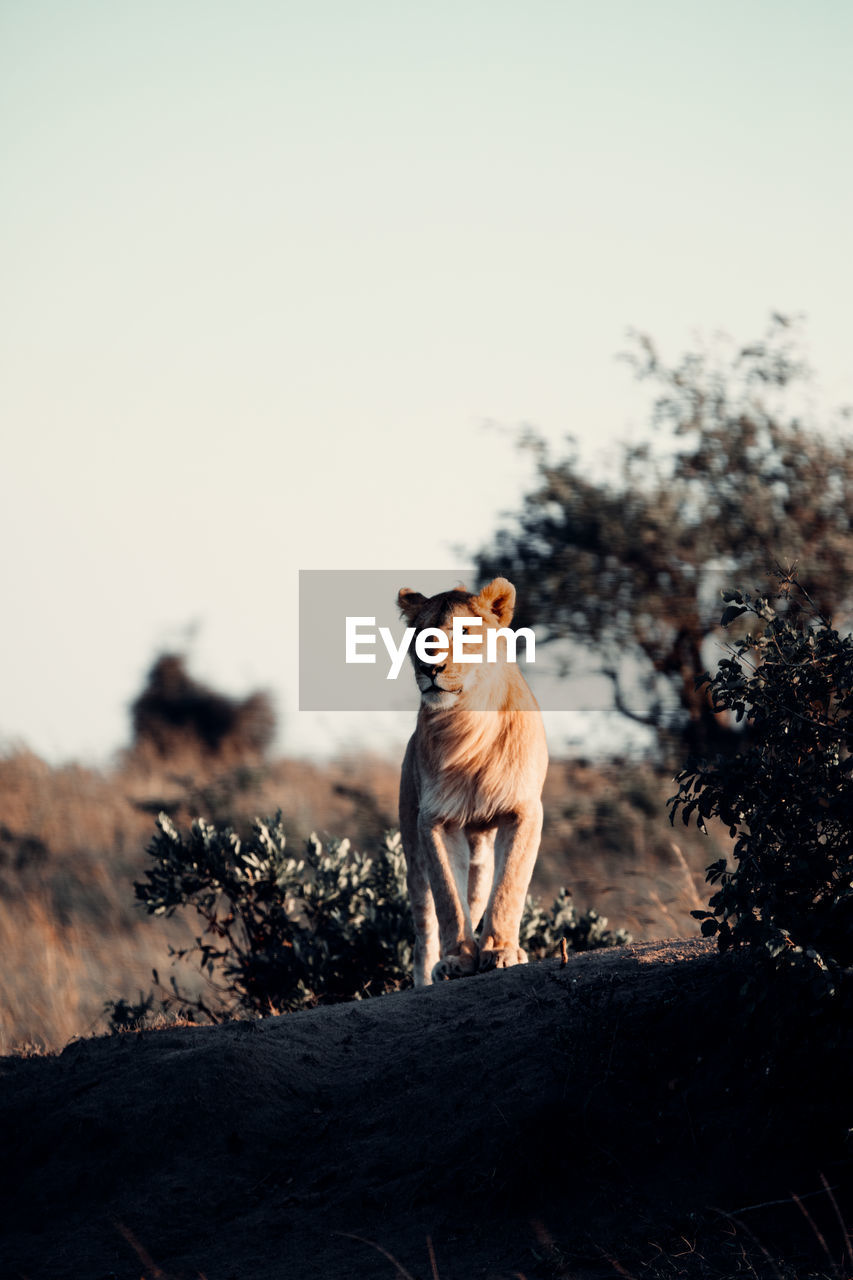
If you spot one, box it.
[2,1,852,766]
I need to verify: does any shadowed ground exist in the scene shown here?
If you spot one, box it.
[1,939,849,1280]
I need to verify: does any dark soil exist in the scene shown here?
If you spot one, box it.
[1,939,850,1280]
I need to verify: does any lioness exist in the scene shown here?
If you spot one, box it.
[397,577,548,985]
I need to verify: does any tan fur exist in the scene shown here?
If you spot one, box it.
[397,578,548,985]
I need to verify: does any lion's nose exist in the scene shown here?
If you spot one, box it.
[429,662,446,678]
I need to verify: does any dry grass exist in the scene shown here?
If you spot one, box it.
[0,745,728,1053]
[0,895,176,1054]
[538,758,730,939]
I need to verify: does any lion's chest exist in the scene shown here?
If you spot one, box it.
[418,743,522,828]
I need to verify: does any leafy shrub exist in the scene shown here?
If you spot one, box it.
[669,578,853,1002]
[132,815,412,1018]
[120,813,631,1025]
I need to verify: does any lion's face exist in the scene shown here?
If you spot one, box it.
[396,578,516,710]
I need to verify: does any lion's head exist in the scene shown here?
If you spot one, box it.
[396,577,518,711]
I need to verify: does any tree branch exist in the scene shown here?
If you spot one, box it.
[601,667,659,728]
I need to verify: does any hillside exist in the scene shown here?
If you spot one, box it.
[2,939,850,1280]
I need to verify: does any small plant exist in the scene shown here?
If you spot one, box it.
[520,887,631,956]
[106,993,157,1031]
[121,813,631,1025]
[669,575,853,1002]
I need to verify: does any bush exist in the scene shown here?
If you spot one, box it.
[131,815,412,1018]
[520,888,631,955]
[131,653,276,761]
[120,813,630,1025]
[669,577,853,1003]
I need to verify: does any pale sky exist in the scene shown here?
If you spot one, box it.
[2,1,852,764]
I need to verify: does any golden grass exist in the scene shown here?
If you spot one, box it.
[0,895,164,1053]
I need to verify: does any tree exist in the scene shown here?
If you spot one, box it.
[131,653,276,761]
[476,316,853,760]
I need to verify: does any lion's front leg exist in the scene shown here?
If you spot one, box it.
[478,804,543,973]
[419,822,478,982]
[405,856,440,987]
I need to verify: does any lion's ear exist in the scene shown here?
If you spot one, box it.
[397,588,428,622]
[477,577,515,626]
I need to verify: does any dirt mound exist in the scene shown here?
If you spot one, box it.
[0,940,848,1280]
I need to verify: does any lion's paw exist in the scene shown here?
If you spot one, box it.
[431,950,479,982]
[478,944,527,972]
